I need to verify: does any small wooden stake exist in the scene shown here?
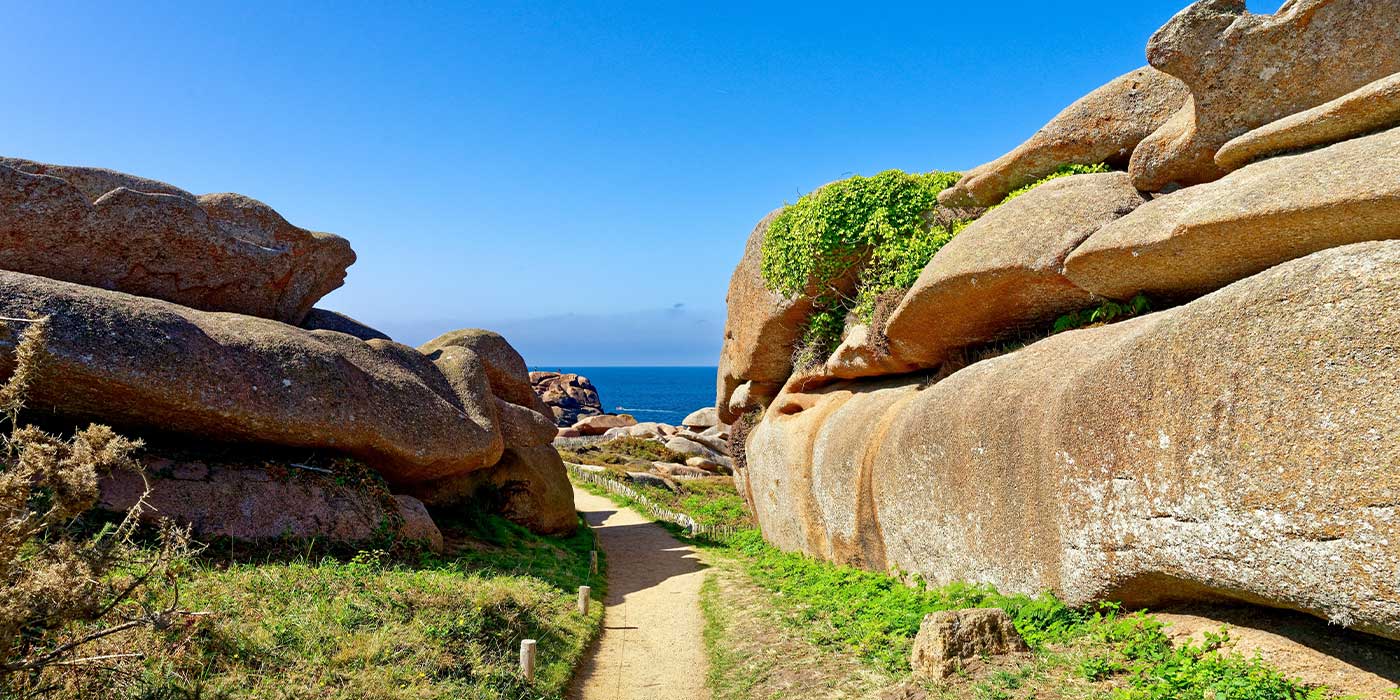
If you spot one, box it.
[578,585,591,615]
[589,550,598,575]
[520,639,536,680]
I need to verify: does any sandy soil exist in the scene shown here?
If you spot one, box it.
[567,487,710,700]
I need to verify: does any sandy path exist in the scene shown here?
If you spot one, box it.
[568,486,709,700]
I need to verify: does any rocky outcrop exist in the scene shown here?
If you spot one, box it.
[531,371,604,426]
[1129,0,1400,190]
[1214,72,1400,172]
[938,68,1187,207]
[99,455,444,552]
[682,407,719,430]
[741,243,1400,640]
[406,444,576,535]
[300,308,391,341]
[422,329,550,415]
[717,209,811,423]
[882,173,1147,372]
[911,609,1028,679]
[573,413,637,436]
[0,271,503,486]
[1065,126,1400,301]
[0,158,354,324]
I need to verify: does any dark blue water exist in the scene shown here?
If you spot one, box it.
[529,366,717,425]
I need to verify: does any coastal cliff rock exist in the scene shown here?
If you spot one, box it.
[938,68,1186,208]
[881,173,1147,373]
[531,371,604,426]
[1129,0,1400,190]
[0,270,504,486]
[1065,126,1400,301]
[717,209,810,423]
[1214,72,1400,172]
[740,242,1400,639]
[0,158,354,324]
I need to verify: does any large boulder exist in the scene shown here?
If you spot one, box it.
[531,371,604,426]
[716,209,812,424]
[883,173,1147,372]
[939,67,1187,207]
[99,455,444,552]
[573,413,637,436]
[1214,72,1400,172]
[0,158,354,324]
[1128,0,1400,191]
[0,271,503,486]
[421,329,549,415]
[741,242,1400,640]
[1066,126,1400,301]
[406,445,577,535]
[681,406,719,430]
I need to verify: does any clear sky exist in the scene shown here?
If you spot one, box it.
[1,1,1277,365]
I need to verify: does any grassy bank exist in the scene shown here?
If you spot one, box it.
[11,511,604,700]
[570,469,1351,700]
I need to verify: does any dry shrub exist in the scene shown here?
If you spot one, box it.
[0,319,196,696]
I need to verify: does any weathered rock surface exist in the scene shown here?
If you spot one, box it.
[1129,0,1400,191]
[939,67,1188,207]
[717,209,811,424]
[1215,72,1400,172]
[99,456,444,552]
[1066,126,1400,301]
[407,445,577,535]
[884,173,1147,371]
[0,158,355,324]
[911,609,1029,679]
[603,422,676,439]
[422,329,549,415]
[0,271,502,486]
[665,435,727,465]
[626,471,677,492]
[299,308,391,341]
[741,242,1400,640]
[573,413,637,436]
[531,371,604,426]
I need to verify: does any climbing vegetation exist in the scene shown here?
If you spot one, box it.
[998,162,1112,205]
[758,170,971,362]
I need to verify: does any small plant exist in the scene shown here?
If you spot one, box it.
[997,162,1111,205]
[1053,293,1151,334]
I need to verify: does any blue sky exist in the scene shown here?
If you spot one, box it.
[1,1,1276,365]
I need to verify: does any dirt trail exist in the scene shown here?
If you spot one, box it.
[568,486,709,700]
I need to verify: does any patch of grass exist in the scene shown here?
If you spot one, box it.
[32,510,603,699]
[558,437,687,470]
[1052,293,1151,334]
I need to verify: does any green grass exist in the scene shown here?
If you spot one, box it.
[558,436,688,470]
[36,511,604,700]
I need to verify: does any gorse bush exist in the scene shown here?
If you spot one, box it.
[0,319,196,695]
[759,170,968,358]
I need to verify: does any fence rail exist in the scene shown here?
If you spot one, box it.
[565,462,744,542]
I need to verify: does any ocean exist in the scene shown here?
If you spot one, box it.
[529,366,718,425]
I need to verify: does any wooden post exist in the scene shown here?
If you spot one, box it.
[589,550,598,575]
[578,585,591,615]
[520,639,536,680]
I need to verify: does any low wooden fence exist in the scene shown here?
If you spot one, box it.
[565,462,744,542]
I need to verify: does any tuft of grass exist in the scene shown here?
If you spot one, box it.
[1052,293,1151,334]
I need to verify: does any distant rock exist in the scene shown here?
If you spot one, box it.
[1066,126,1400,301]
[911,609,1029,679]
[626,471,677,492]
[0,158,354,324]
[939,67,1187,207]
[300,308,391,341]
[682,407,719,430]
[1129,0,1400,190]
[603,421,675,439]
[0,270,503,486]
[573,413,638,436]
[99,455,444,552]
[1215,72,1400,172]
[531,371,604,426]
[884,173,1148,371]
